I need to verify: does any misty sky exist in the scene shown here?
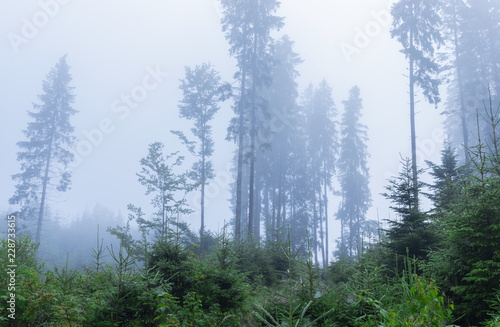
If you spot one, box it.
[0,0,445,245]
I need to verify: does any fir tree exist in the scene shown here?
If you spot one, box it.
[336,86,371,259]
[391,0,443,208]
[439,0,471,162]
[10,55,77,246]
[426,103,500,324]
[382,158,436,264]
[221,0,284,242]
[425,142,462,216]
[258,35,302,244]
[303,80,337,266]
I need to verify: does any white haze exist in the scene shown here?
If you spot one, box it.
[0,0,444,247]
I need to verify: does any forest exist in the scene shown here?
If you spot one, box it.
[1,0,500,326]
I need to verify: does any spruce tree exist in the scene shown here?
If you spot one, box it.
[458,1,500,144]
[426,103,500,324]
[382,158,436,264]
[221,0,284,242]
[391,0,443,207]
[10,55,77,246]
[425,142,462,216]
[303,80,337,266]
[440,0,500,161]
[264,35,303,246]
[336,86,371,259]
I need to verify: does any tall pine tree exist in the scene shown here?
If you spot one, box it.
[258,35,302,244]
[439,0,470,163]
[303,80,337,267]
[336,86,371,259]
[10,55,77,246]
[221,0,283,242]
[391,0,443,208]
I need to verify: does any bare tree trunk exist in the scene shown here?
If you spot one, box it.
[36,131,54,247]
[248,47,257,241]
[409,26,419,210]
[201,133,206,243]
[264,184,270,242]
[36,151,51,246]
[319,187,326,268]
[235,66,247,244]
[451,0,469,163]
[254,159,261,242]
[271,186,276,241]
[276,170,283,243]
[323,179,329,265]
[313,197,318,266]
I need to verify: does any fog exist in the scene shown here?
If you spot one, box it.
[0,0,445,256]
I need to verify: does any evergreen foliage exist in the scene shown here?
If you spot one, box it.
[221,0,284,243]
[425,101,500,325]
[336,86,371,259]
[391,0,443,206]
[5,3,500,327]
[9,55,77,245]
[382,158,437,266]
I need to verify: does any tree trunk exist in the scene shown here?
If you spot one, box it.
[313,196,319,266]
[235,65,247,244]
[264,183,270,243]
[36,128,55,247]
[254,159,261,242]
[319,187,326,267]
[200,133,206,245]
[36,146,52,246]
[340,200,345,258]
[452,0,469,163]
[276,170,283,243]
[248,29,259,241]
[271,186,276,241]
[409,25,419,210]
[323,178,329,265]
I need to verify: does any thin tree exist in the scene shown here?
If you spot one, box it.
[172,62,230,244]
[439,0,470,163]
[456,0,500,146]
[391,0,443,208]
[259,35,302,244]
[10,55,77,246]
[136,142,192,240]
[303,80,337,267]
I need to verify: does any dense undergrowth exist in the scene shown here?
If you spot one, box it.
[0,229,498,327]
